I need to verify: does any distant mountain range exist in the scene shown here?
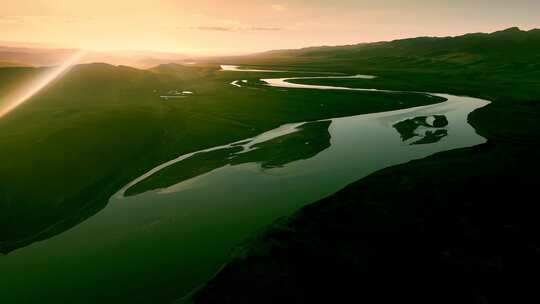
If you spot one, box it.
[0,45,188,69]
[259,27,540,57]
[216,27,540,75]
[1,27,539,72]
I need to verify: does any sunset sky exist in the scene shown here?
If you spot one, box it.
[1,0,539,55]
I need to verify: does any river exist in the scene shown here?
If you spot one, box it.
[0,66,490,303]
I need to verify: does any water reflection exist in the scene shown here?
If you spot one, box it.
[393,115,449,145]
[125,121,332,196]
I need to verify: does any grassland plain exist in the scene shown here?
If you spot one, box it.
[194,28,540,303]
[0,63,440,253]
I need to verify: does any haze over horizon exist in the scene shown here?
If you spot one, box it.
[1,0,539,55]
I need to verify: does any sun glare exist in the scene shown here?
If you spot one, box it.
[0,51,85,118]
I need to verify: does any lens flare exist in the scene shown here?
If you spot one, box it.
[0,51,85,118]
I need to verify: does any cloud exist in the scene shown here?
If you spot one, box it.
[190,26,231,31]
[271,4,287,12]
[0,15,97,27]
[185,26,282,32]
[249,27,282,31]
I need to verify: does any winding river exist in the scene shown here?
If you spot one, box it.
[0,66,490,303]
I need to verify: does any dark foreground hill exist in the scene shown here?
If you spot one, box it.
[194,28,540,303]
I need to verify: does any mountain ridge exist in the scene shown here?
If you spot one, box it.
[253,27,540,56]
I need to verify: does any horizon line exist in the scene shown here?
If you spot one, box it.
[1,26,538,59]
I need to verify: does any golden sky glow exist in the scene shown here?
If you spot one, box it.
[1,1,539,55]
